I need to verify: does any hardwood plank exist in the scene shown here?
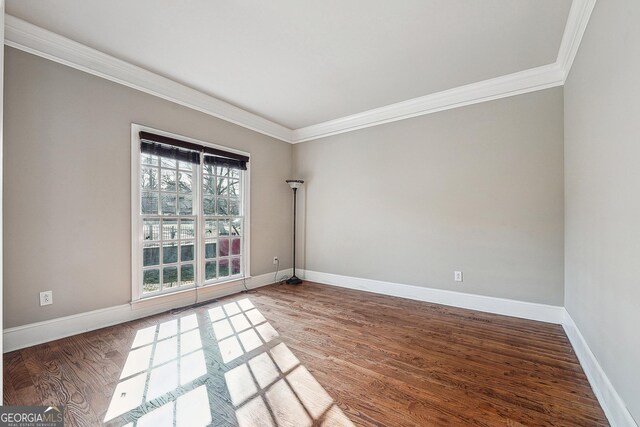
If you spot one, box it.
[4,282,609,426]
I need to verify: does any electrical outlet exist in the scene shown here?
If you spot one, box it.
[454,271,463,282]
[273,256,279,265]
[40,290,53,306]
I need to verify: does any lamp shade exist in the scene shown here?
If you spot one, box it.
[286,179,304,189]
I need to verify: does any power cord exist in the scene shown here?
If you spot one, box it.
[170,281,217,315]
[240,275,256,293]
[273,259,290,285]
[171,266,255,315]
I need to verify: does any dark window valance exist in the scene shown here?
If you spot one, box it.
[140,141,200,164]
[203,155,247,170]
[139,131,249,169]
[202,146,249,163]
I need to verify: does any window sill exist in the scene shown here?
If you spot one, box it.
[131,276,252,311]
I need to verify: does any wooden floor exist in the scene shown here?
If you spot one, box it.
[4,282,608,426]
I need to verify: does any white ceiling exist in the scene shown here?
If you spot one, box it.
[6,0,572,130]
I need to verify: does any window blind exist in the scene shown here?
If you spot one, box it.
[203,155,247,170]
[139,131,249,169]
[140,140,200,164]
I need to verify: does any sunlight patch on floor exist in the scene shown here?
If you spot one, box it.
[104,298,354,426]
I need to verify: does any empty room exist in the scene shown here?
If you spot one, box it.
[1,0,638,426]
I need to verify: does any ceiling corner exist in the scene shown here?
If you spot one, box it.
[556,0,597,81]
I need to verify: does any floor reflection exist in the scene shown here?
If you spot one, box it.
[103,298,354,426]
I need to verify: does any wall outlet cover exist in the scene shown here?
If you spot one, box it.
[40,291,53,306]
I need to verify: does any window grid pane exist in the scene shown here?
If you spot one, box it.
[202,163,244,283]
[141,150,197,295]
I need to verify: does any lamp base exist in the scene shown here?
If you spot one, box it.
[286,275,303,285]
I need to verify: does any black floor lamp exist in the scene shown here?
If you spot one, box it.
[286,179,304,285]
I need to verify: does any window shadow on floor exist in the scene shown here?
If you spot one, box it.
[103,298,354,427]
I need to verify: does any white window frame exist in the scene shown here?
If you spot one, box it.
[131,123,251,302]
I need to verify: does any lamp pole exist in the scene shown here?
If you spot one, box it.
[286,180,304,285]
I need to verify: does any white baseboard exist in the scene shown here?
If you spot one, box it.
[562,311,638,427]
[300,269,564,324]
[3,269,290,353]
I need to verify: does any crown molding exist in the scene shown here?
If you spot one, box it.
[4,0,596,144]
[556,0,597,80]
[3,14,293,143]
[291,64,565,143]
[292,0,596,143]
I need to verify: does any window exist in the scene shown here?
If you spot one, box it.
[132,126,249,300]
[202,161,244,282]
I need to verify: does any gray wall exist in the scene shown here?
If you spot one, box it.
[293,88,565,305]
[3,47,293,328]
[564,1,640,422]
